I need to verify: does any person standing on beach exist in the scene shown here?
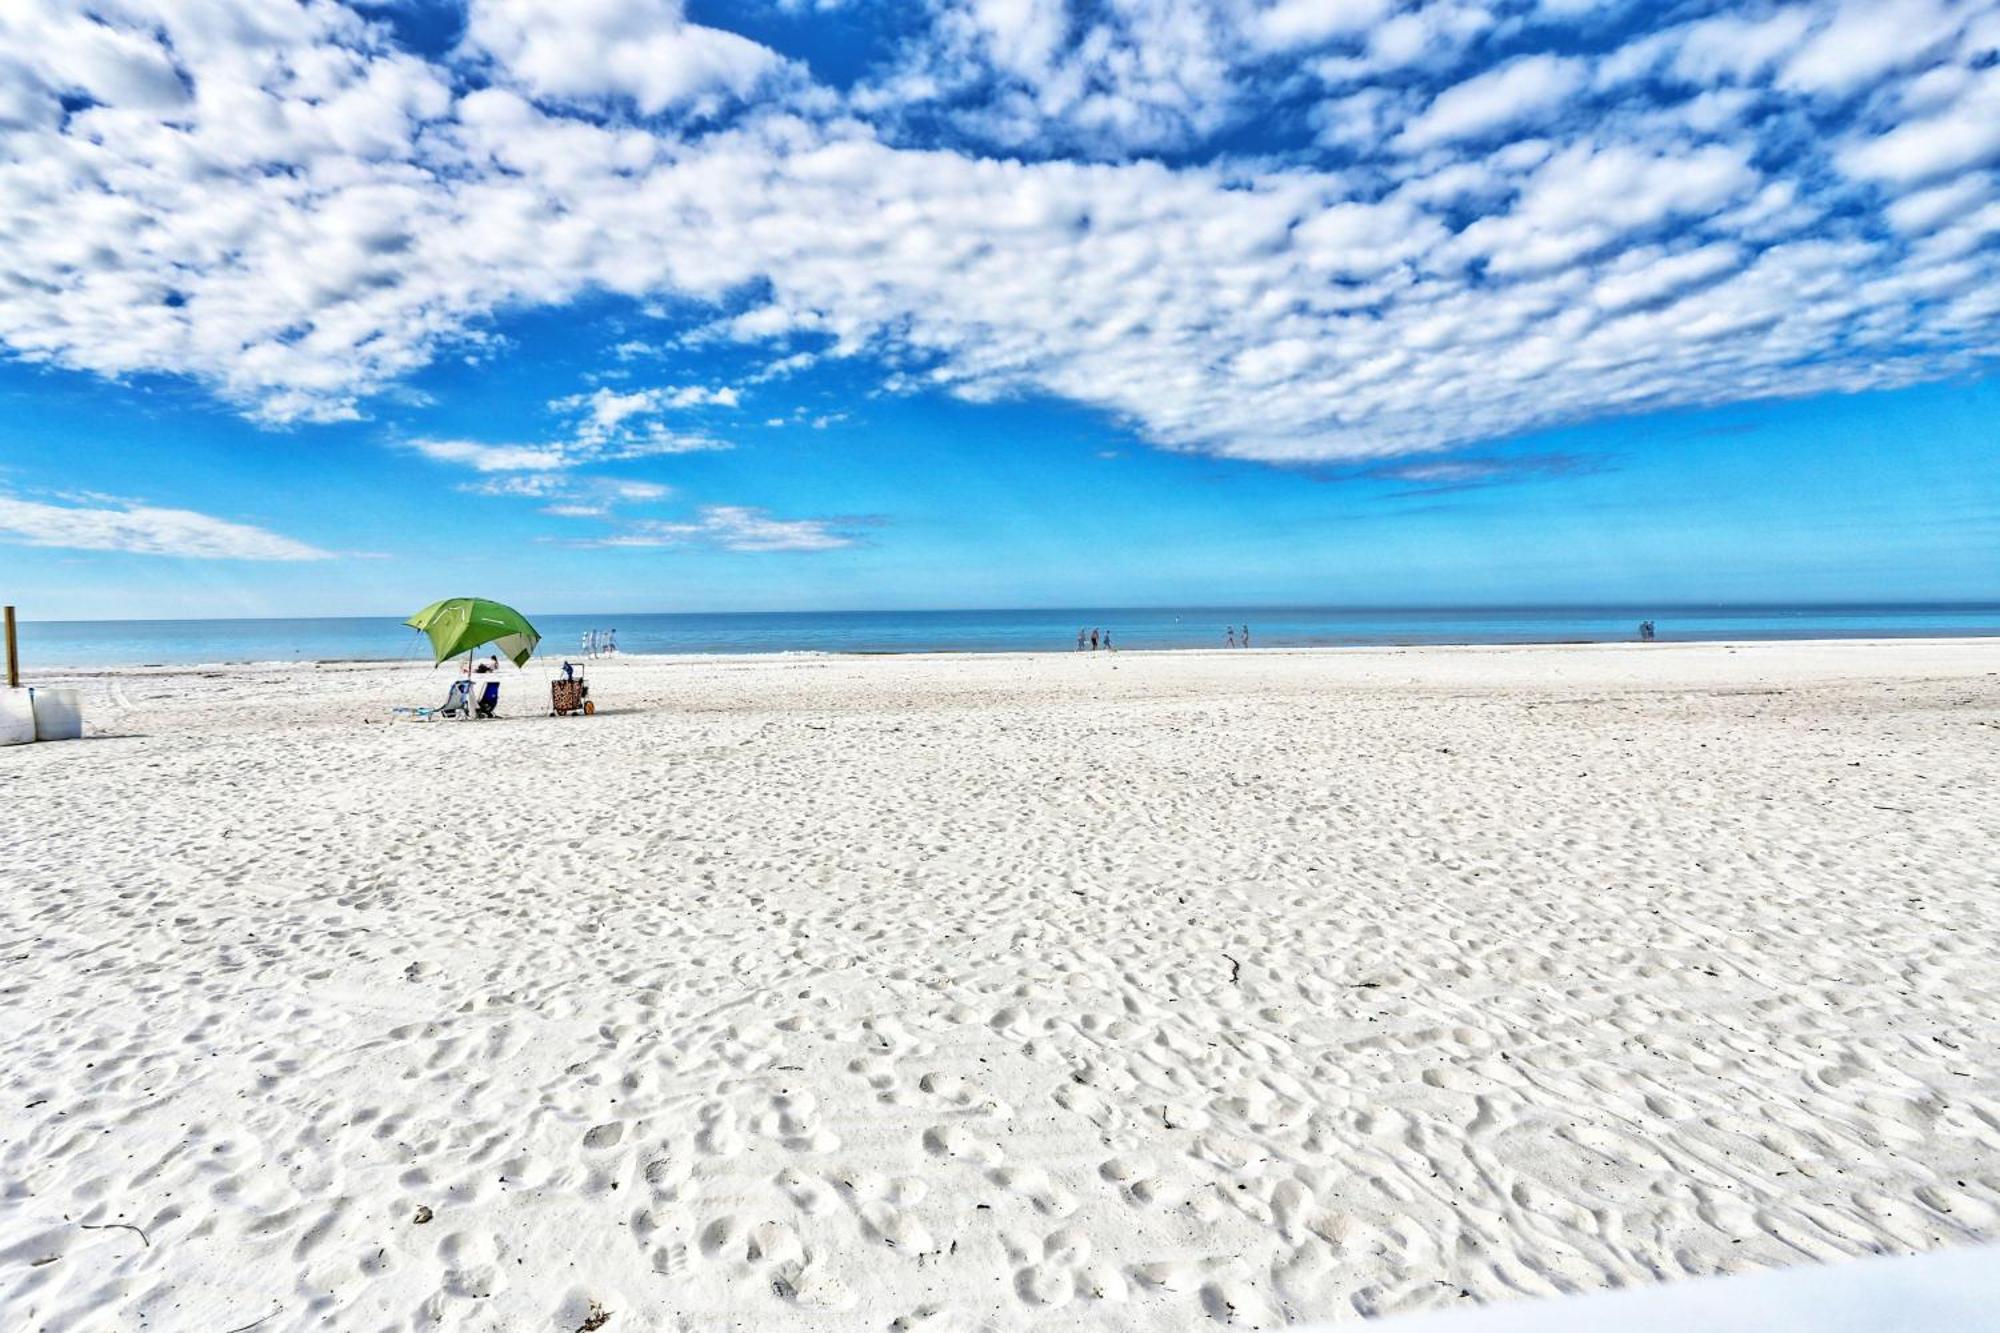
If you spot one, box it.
[1091,628,1100,651]
[1078,628,1087,651]
[1103,629,1113,651]
[1241,624,1250,648]
[1226,626,1235,648]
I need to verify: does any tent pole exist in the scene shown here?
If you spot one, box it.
[4,606,17,689]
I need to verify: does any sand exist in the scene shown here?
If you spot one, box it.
[3,640,1998,1332]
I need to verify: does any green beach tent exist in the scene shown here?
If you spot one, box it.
[405,597,541,668]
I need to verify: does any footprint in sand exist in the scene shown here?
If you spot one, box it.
[436,1229,506,1300]
[1011,1226,1122,1307]
[923,1125,1004,1168]
[988,1166,1077,1217]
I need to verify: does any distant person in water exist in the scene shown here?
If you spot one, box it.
[1226,626,1236,648]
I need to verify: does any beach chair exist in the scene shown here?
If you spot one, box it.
[475,680,500,718]
[440,678,473,718]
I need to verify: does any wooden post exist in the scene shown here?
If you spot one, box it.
[3,605,17,689]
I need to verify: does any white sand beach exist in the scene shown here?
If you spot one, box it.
[3,640,1998,1332]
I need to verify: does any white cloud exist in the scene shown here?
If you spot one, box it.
[409,439,572,471]
[857,0,1253,152]
[547,386,744,452]
[1778,0,1965,96]
[1591,242,1743,312]
[576,388,661,433]
[1454,141,1759,275]
[1397,55,1585,150]
[407,387,738,483]
[0,0,1997,475]
[1251,0,1392,51]
[1840,65,2000,184]
[1662,9,1817,86]
[459,474,572,499]
[0,494,332,560]
[1884,173,1994,232]
[592,505,860,552]
[462,475,677,513]
[460,0,786,115]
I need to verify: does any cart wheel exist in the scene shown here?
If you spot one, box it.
[583,700,596,715]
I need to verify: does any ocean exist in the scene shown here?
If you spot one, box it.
[13,605,2000,668]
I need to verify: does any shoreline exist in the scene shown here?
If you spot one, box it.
[20,632,2000,677]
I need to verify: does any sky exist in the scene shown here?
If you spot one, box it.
[0,0,1996,618]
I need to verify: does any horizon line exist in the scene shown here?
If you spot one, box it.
[19,599,2000,626]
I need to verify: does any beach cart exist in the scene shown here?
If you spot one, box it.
[550,662,594,716]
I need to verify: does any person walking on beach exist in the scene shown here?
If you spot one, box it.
[1102,629,1113,651]
[1241,624,1250,649]
[606,628,617,654]
[1078,628,1087,651]
[1226,626,1235,648]
[1090,628,1100,651]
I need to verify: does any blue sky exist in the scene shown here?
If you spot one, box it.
[0,0,1996,618]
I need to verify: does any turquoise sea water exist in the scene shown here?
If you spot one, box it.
[14,605,2000,668]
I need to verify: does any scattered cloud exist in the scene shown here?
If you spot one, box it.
[461,473,677,512]
[1396,54,1585,151]
[0,493,333,560]
[543,386,742,458]
[405,384,737,481]
[584,505,870,552]
[0,0,1996,470]
[1839,65,2000,185]
[555,383,739,422]
[459,0,789,115]
[409,439,572,472]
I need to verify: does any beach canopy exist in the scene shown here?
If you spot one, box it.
[405,597,540,667]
